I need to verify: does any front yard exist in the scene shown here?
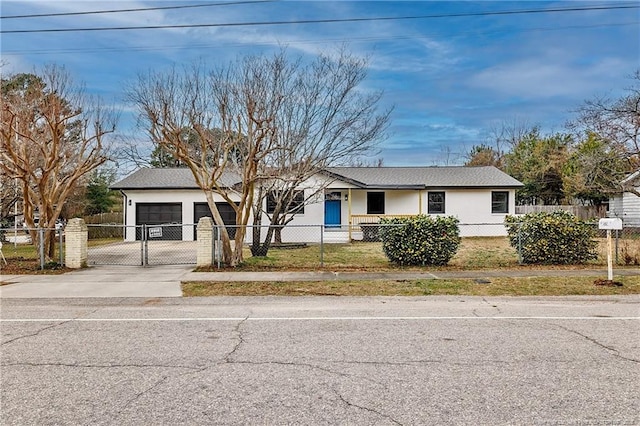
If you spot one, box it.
[228,236,636,271]
[3,236,640,273]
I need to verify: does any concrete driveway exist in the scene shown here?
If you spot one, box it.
[88,240,198,266]
[0,265,190,298]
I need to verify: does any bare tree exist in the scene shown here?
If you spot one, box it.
[487,118,536,151]
[129,49,390,265]
[128,55,286,266]
[0,65,115,259]
[250,49,390,255]
[569,70,640,196]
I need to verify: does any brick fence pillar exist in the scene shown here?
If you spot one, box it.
[196,217,214,268]
[65,218,88,269]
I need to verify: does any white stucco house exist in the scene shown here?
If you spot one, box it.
[111,165,524,242]
[608,170,640,227]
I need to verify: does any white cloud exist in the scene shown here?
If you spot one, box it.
[468,56,633,99]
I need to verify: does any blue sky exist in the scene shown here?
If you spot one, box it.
[2,1,639,168]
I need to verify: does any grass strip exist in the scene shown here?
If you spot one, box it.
[182,276,640,297]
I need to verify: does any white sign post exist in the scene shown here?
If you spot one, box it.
[598,218,623,281]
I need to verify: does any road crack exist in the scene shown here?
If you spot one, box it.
[1,320,73,345]
[554,324,640,364]
[2,306,105,346]
[117,375,170,414]
[114,364,209,417]
[232,359,357,378]
[224,316,249,363]
[335,390,403,425]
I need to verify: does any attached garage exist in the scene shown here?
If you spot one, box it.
[112,168,244,242]
[135,202,183,240]
[194,202,237,239]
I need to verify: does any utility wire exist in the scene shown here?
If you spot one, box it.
[3,21,636,56]
[1,4,638,34]
[0,1,275,19]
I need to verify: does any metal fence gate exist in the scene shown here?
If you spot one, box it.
[87,224,197,266]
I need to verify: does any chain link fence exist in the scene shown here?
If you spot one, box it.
[4,221,640,270]
[209,222,640,269]
[0,226,65,270]
[87,224,197,266]
[87,224,141,266]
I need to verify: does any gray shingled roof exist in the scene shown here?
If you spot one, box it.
[112,166,522,190]
[323,166,523,189]
[111,168,242,190]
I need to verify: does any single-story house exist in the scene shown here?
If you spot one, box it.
[111,165,524,242]
[608,170,640,227]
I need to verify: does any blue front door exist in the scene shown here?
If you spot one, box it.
[324,200,341,228]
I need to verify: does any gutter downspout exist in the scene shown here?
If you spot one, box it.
[120,190,128,240]
[348,188,352,241]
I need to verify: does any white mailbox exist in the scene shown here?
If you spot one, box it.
[598,218,623,230]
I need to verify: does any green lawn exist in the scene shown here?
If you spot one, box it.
[222,237,631,271]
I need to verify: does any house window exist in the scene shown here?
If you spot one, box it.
[492,191,509,214]
[267,190,305,215]
[428,192,445,214]
[367,192,385,214]
[325,191,342,201]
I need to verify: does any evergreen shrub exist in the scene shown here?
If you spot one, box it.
[378,215,461,266]
[504,210,598,264]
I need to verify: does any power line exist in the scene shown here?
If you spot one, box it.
[3,21,637,56]
[1,4,638,34]
[0,1,275,19]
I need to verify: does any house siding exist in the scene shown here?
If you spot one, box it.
[609,192,640,227]
[122,189,239,241]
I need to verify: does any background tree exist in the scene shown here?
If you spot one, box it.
[562,132,633,204]
[464,144,503,167]
[503,130,572,205]
[0,65,115,259]
[84,166,119,215]
[569,70,640,196]
[487,118,535,151]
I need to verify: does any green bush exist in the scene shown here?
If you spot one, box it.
[378,215,461,266]
[504,211,597,264]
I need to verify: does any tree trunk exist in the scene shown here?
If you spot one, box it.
[45,230,55,261]
[250,211,267,256]
[204,190,233,265]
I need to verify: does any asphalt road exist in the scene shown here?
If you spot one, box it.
[1,296,639,425]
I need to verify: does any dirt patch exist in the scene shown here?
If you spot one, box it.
[0,258,71,275]
[594,279,623,287]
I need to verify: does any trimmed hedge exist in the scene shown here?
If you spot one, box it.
[378,215,461,266]
[504,210,598,264]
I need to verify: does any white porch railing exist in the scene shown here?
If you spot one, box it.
[350,214,418,225]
